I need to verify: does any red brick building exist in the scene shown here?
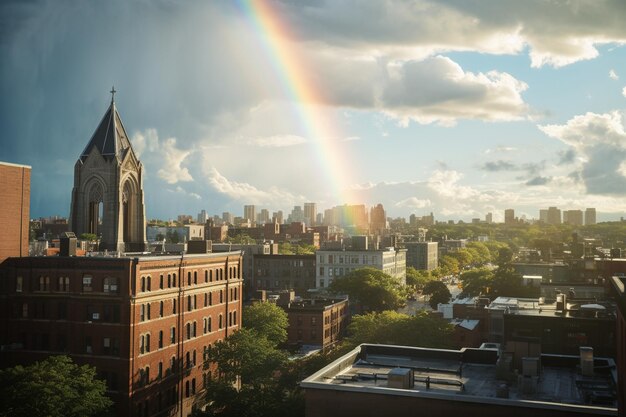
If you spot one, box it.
[0,161,31,262]
[0,250,243,417]
[283,298,349,351]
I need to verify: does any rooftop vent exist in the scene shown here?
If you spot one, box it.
[580,346,594,377]
[387,368,414,389]
[522,357,540,377]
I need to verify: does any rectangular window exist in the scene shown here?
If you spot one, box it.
[319,267,324,276]
[82,275,93,292]
[16,276,23,292]
[103,277,118,293]
[170,327,176,344]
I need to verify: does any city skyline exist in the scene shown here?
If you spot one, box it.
[2,1,626,222]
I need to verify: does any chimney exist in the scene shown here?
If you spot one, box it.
[60,232,77,256]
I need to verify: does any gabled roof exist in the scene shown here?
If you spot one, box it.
[80,99,134,162]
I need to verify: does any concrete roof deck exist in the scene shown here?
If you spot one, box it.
[302,344,617,415]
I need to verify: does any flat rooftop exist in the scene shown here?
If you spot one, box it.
[302,344,617,415]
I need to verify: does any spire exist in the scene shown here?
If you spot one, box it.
[79,89,134,162]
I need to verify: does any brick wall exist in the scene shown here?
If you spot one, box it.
[0,163,31,262]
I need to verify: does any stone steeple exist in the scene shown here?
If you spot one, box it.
[69,89,147,252]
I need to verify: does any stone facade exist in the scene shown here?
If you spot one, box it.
[69,98,147,252]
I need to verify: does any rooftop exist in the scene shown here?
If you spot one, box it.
[487,296,616,320]
[302,344,618,415]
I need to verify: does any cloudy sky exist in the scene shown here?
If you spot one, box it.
[2,0,626,222]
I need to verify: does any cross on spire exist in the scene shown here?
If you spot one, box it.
[110,85,116,103]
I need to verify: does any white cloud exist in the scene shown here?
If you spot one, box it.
[207,167,305,206]
[538,111,626,195]
[610,69,619,80]
[623,86,626,97]
[131,129,193,184]
[395,197,432,209]
[341,136,361,142]
[247,135,307,148]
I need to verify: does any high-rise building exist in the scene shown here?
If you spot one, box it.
[485,213,493,224]
[197,210,208,224]
[272,210,284,224]
[243,205,256,223]
[405,241,438,271]
[0,161,31,263]
[369,204,387,235]
[69,94,147,252]
[257,209,270,225]
[585,208,597,225]
[564,209,583,226]
[547,206,561,225]
[504,209,515,224]
[539,209,548,223]
[304,202,317,226]
[289,206,304,223]
[222,212,234,225]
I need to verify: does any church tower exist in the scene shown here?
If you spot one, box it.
[70,88,147,252]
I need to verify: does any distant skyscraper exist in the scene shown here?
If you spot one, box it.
[585,208,597,225]
[243,205,256,223]
[222,211,234,225]
[539,209,548,223]
[370,203,387,235]
[289,205,304,223]
[485,213,493,224]
[504,209,515,224]
[197,209,208,224]
[547,207,561,225]
[257,209,270,225]
[564,209,583,226]
[304,202,317,226]
[272,210,284,224]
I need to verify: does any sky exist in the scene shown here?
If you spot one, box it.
[2,0,626,223]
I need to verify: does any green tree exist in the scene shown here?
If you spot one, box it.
[206,328,287,386]
[243,302,289,346]
[0,355,112,417]
[422,280,451,309]
[343,310,454,349]
[405,267,435,291]
[328,268,406,312]
[459,267,494,297]
[438,255,460,276]
[79,233,98,242]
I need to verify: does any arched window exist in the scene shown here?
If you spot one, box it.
[147,276,151,291]
[187,272,191,286]
[208,317,212,332]
[204,270,208,283]
[218,314,223,329]
[141,276,146,292]
[186,322,191,340]
[194,271,197,284]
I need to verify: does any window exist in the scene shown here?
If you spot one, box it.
[103,337,119,355]
[209,270,213,282]
[233,311,237,325]
[147,276,151,291]
[193,321,197,337]
[140,305,145,322]
[159,274,164,289]
[167,274,171,288]
[159,331,163,348]
[172,273,177,286]
[141,276,146,292]
[159,301,164,317]
[219,314,223,329]
[187,272,191,286]
[170,356,176,374]
[86,336,92,353]
[208,317,212,332]
[185,380,190,398]
[186,351,191,369]
[103,277,118,293]
[194,271,197,284]
[82,275,93,292]
[219,290,223,304]
[204,293,207,307]
[39,276,49,291]
[234,288,238,300]
[187,295,192,311]
[58,302,67,320]
[186,323,191,340]
[192,378,196,395]
[170,327,176,344]
[140,335,145,354]
[147,303,151,320]
[205,270,208,283]
[311,317,317,325]
[193,350,196,366]
[172,298,177,314]
[16,276,23,292]
[228,312,232,327]
[209,292,212,306]
[158,361,163,379]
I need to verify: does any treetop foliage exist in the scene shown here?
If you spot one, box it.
[243,302,289,347]
[0,355,112,417]
[328,267,406,312]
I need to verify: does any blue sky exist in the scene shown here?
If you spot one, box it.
[2,0,626,222]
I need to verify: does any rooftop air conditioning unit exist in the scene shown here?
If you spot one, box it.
[387,368,414,389]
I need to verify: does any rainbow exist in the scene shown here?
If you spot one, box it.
[236,0,358,205]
